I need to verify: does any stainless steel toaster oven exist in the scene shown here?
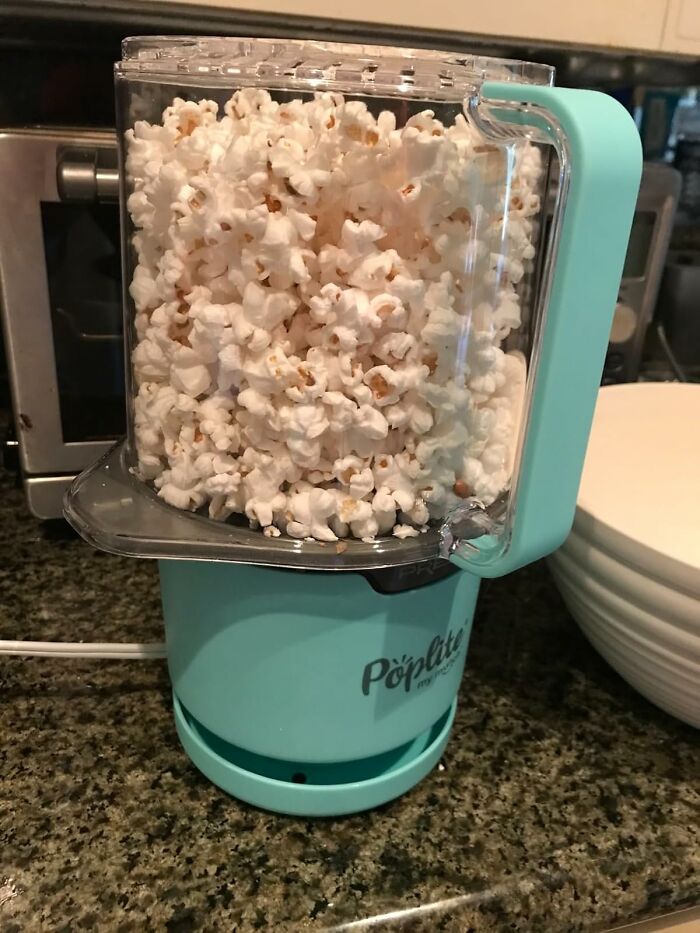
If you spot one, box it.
[0,128,121,517]
[0,127,681,519]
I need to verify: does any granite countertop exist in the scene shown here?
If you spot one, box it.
[0,466,698,932]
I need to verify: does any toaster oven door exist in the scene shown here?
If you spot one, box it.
[0,128,124,517]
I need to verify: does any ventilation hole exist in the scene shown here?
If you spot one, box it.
[291,772,307,784]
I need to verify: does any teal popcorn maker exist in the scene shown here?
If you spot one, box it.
[65,37,641,816]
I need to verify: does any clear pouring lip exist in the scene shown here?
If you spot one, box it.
[64,441,507,571]
[116,36,554,98]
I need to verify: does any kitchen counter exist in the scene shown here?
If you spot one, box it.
[0,466,698,932]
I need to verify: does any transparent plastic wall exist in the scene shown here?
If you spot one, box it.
[113,38,553,568]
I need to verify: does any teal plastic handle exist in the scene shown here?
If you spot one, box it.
[450,84,642,578]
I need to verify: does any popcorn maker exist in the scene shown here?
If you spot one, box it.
[65,37,641,816]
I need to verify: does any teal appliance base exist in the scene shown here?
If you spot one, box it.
[159,561,480,817]
[174,693,456,816]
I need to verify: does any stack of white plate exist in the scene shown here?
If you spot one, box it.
[548,382,700,727]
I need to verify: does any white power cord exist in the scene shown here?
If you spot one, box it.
[0,640,166,659]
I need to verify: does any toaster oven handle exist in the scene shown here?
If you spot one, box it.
[56,147,119,202]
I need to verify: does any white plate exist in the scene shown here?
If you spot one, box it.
[549,560,700,727]
[550,553,700,671]
[575,382,700,596]
[556,530,700,634]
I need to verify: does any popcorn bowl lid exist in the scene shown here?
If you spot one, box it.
[116,36,554,98]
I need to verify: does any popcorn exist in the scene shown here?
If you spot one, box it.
[127,87,542,542]
[393,524,421,540]
[170,349,212,397]
[286,487,338,542]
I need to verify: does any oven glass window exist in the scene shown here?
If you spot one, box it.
[41,201,125,442]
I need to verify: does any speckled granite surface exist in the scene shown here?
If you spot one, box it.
[0,467,698,932]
